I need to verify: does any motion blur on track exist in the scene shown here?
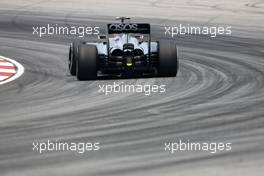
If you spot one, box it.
[0,0,264,176]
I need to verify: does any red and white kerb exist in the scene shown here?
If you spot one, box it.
[0,56,24,85]
[0,57,17,81]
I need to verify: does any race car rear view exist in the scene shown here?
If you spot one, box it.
[69,17,178,80]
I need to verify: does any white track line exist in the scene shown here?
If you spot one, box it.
[0,56,25,85]
[0,76,8,81]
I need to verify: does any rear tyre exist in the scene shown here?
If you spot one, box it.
[69,40,79,76]
[158,40,178,77]
[77,44,98,80]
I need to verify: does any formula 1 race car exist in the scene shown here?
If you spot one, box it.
[69,17,178,80]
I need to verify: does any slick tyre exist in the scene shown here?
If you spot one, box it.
[69,40,79,76]
[158,40,178,77]
[76,44,98,80]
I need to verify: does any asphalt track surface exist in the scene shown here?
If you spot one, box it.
[0,0,264,176]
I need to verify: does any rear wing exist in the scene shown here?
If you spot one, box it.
[107,23,150,34]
